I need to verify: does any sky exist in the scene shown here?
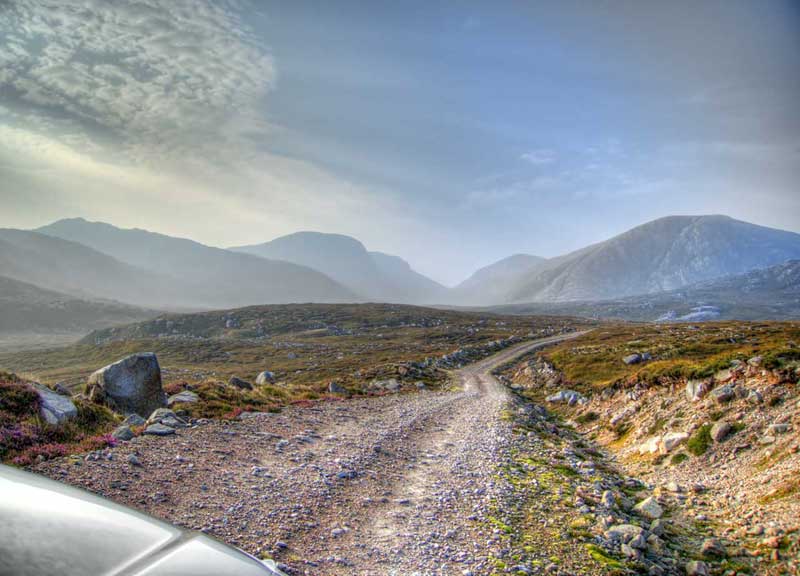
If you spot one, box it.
[0,0,798,285]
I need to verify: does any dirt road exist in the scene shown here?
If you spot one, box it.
[35,333,592,576]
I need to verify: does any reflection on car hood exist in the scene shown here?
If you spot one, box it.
[0,464,284,576]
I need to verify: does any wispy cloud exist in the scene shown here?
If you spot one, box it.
[520,148,555,165]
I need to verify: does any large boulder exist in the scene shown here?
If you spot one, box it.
[86,353,166,417]
[31,382,77,425]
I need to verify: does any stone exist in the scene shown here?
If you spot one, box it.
[127,454,141,466]
[31,382,77,425]
[685,560,709,576]
[328,381,346,394]
[768,423,790,434]
[369,379,401,393]
[634,496,663,519]
[623,354,642,365]
[649,519,666,536]
[747,390,763,404]
[112,425,134,441]
[143,423,176,436]
[86,353,165,417]
[228,376,253,390]
[639,436,662,455]
[660,431,688,453]
[605,524,644,543]
[710,384,734,404]
[123,413,147,427]
[700,538,726,558]
[545,390,585,404]
[601,490,616,508]
[167,391,199,406]
[710,422,732,443]
[53,382,72,396]
[255,371,275,385]
[686,379,709,401]
[147,408,178,424]
[747,356,763,367]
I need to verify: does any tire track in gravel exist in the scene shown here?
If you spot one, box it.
[278,332,587,575]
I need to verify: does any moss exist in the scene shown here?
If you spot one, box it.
[585,543,625,569]
[671,452,689,465]
[687,424,712,456]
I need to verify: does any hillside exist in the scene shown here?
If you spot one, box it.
[36,219,357,308]
[0,228,183,309]
[487,259,800,322]
[508,215,800,302]
[0,276,157,339]
[232,232,445,303]
[451,253,546,305]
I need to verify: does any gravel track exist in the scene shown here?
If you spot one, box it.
[35,334,586,576]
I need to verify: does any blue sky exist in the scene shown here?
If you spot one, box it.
[1,0,798,284]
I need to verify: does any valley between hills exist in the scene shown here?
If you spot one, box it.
[1,213,799,576]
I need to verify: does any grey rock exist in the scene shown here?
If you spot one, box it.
[147,408,178,424]
[768,423,791,434]
[127,454,141,466]
[623,353,642,365]
[545,389,585,404]
[228,376,253,390]
[605,524,644,543]
[123,413,147,427]
[86,353,165,417]
[649,519,666,536]
[685,560,709,576]
[328,381,346,394]
[255,371,275,385]
[112,425,134,441]
[31,382,77,425]
[634,496,663,519]
[710,384,734,404]
[167,391,199,406]
[686,379,709,401]
[700,538,726,558]
[747,389,763,404]
[710,421,732,442]
[143,423,176,436]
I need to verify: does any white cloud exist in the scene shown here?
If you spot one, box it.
[520,148,555,165]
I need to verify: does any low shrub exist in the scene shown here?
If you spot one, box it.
[687,424,712,456]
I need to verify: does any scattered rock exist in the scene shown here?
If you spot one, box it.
[256,371,276,385]
[710,421,731,443]
[700,537,726,558]
[545,389,586,405]
[167,390,199,406]
[143,423,176,436]
[634,496,663,519]
[660,431,688,453]
[86,353,166,417]
[127,454,141,466]
[685,560,709,576]
[112,425,135,441]
[123,413,147,427]
[710,384,735,404]
[328,381,346,394]
[31,382,77,425]
[686,379,709,402]
[623,354,642,365]
[228,376,253,390]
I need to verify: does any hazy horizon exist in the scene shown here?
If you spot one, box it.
[1,0,799,284]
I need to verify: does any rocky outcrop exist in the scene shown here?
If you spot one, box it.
[86,353,166,417]
[31,382,77,425]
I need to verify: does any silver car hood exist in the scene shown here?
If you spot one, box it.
[0,464,284,576]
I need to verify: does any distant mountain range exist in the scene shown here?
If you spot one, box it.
[456,215,800,305]
[0,214,797,340]
[231,232,446,303]
[35,219,356,308]
[484,259,800,322]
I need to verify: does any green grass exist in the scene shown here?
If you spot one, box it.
[538,322,800,392]
[687,424,713,456]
